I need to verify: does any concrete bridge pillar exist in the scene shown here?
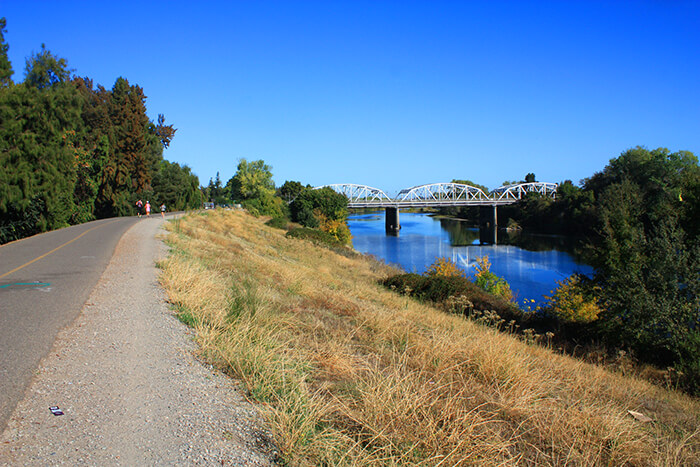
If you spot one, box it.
[385,207,400,235]
[479,204,498,245]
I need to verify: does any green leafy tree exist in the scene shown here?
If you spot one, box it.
[277,180,307,202]
[595,178,700,363]
[577,147,700,390]
[227,159,275,200]
[227,159,283,217]
[451,179,489,193]
[438,179,489,219]
[525,173,536,183]
[289,187,348,228]
[0,33,177,242]
[0,18,13,87]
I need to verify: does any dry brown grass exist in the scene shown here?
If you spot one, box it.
[160,209,700,466]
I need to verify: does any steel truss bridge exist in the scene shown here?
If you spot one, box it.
[314,182,558,208]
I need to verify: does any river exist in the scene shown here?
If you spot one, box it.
[348,211,593,308]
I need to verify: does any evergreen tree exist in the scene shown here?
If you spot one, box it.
[24,43,73,89]
[0,79,83,238]
[155,114,176,149]
[206,172,227,205]
[151,160,202,211]
[96,77,162,216]
[0,33,177,242]
[0,18,13,88]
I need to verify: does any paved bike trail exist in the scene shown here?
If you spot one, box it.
[0,216,140,432]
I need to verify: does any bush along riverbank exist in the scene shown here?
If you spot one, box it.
[160,209,700,465]
[382,254,700,394]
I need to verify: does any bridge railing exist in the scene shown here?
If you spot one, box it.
[313,184,393,205]
[489,182,558,201]
[315,182,558,207]
[396,183,491,203]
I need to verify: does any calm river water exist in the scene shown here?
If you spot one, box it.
[348,211,593,307]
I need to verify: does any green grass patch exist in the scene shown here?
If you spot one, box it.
[285,227,346,248]
[174,304,200,328]
[265,216,289,230]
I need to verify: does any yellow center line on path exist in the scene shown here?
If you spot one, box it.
[0,219,121,281]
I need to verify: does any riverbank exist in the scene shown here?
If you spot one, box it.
[159,209,700,465]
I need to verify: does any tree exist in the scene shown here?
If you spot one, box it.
[289,187,351,244]
[227,159,275,201]
[94,77,162,216]
[0,78,83,237]
[451,179,489,193]
[205,172,227,205]
[0,34,177,242]
[277,180,307,202]
[226,159,283,217]
[580,148,700,384]
[24,44,73,89]
[151,160,201,210]
[289,187,348,227]
[525,173,536,183]
[155,114,176,149]
[0,18,13,88]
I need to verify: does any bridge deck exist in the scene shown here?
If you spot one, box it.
[347,199,516,208]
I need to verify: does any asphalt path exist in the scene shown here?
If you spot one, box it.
[0,215,149,432]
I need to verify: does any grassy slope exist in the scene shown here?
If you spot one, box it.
[160,210,700,466]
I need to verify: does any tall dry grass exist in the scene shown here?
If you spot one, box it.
[159,209,700,466]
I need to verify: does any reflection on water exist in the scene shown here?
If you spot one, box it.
[348,211,593,307]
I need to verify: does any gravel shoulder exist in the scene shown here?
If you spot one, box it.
[0,217,277,465]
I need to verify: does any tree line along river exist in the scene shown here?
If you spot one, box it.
[347,211,593,308]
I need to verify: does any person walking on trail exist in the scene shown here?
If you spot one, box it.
[136,199,143,217]
[145,201,151,217]
[160,203,166,218]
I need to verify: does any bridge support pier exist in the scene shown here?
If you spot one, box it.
[479,205,498,245]
[385,207,400,235]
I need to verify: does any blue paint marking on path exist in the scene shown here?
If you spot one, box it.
[0,282,51,289]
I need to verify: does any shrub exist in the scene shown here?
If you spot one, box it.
[241,194,284,218]
[544,275,601,324]
[381,273,521,321]
[316,211,352,245]
[677,330,700,395]
[425,257,466,278]
[473,256,513,301]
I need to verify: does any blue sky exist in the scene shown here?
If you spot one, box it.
[2,1,698,195]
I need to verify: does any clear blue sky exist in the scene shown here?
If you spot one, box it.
[2,0,698,195]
